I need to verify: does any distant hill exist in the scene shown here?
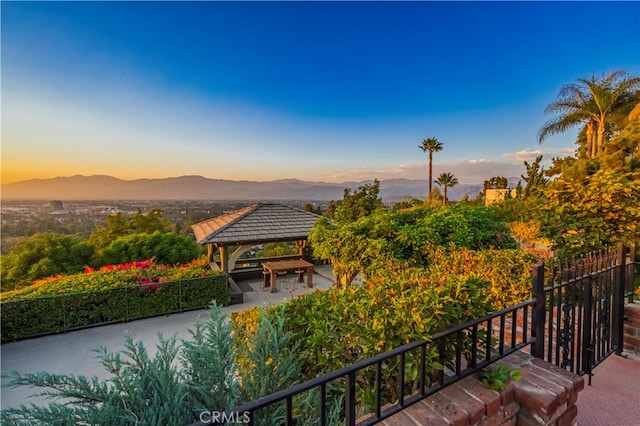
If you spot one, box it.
[0,175,513,201]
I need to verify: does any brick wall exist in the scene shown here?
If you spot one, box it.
[624,302,640,357]
[377,351,584,426]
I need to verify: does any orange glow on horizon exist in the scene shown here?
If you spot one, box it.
[0,164,294,184]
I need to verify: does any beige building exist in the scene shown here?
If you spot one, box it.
[484,188,517,205]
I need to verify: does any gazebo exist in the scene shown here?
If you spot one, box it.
[191,203,322,274]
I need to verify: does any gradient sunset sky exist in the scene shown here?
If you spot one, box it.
[2,1,639,185]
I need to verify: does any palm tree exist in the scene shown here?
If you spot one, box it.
[538,70,640,158]
[435,172,458,205]
[418,137,443,203]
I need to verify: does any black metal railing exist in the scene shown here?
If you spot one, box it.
[190,300,535,426]
[190,244,637,425]
[530,243,637,384]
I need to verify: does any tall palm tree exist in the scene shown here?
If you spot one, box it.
[435,172,458,205]
[418,137,443,203]
[538,70,640,158]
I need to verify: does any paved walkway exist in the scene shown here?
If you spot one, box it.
[576,353,640,426]
[1,267,337,410]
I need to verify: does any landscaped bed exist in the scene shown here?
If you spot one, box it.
[0,258,230,343]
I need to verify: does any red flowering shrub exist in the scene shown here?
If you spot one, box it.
[1,258,211,302]
[1,257,230,342]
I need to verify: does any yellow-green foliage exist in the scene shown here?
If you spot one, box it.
[230,306,264,373]
[423,246,538,309]
[231,248,536,387]
[232,267,493,402]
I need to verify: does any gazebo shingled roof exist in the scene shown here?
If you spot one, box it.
[191,203,322,246]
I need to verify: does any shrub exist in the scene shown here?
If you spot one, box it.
[1,258,211,302]
[0,258,230,342]
[2,304,343,425]
[0,233,95,292]
[232,266,494,408]
[424,246,538,309]
[2,304,235,425]
[100,231,200,266]
[309,205,517,285]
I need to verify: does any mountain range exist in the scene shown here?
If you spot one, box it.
[1,175,520,201]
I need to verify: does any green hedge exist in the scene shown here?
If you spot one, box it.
[1,275,230,343]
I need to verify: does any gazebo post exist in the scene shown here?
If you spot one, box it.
[220,245,229,273]
[296,240,306,256]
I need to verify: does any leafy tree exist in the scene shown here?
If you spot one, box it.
[308,216,387,285]
[421,205,516,250]
[483,176,508,190]
[302,203,322,215]
[508,221,543,248]
[309,205,515,285]
[429,186,444,204]
[541,168,640,256]
[600,118,640,171]
[131,209,174,234]
[89,209,173,253]
[100,231,200,266]
[255,242,298,258]
[539,70,640,158]
[530,107,640,256]
[392,197,424,210]
[0,233,94,292]
[521,155,547,197]
[514,180,523,198]
[435,172,459,205]
[325,179,385,223]
[478,176,509,204]
[418,137,444,204]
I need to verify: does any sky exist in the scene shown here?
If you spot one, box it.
[2,1,639,185]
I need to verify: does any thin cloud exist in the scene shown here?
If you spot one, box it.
[313,158,527,184]
[502,150,543,162]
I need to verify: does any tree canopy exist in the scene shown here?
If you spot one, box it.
[325,180,385,223]
[495,69,640,256]
[539,69,640,158]
[89,209,173,253]
[309,205,516,285]
[0,233,94,292]
[100,231,201,266]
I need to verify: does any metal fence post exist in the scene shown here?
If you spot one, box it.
[613,243,626,355]
[531,262,546,359]
[582,274,594,383]
[628,243,636,304]
[345,371,356,425]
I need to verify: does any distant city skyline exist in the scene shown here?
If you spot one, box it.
[2,1,639,184]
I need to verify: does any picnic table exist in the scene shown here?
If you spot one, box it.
[262,259,314,292]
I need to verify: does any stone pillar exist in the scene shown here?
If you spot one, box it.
[624,302,640,358]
